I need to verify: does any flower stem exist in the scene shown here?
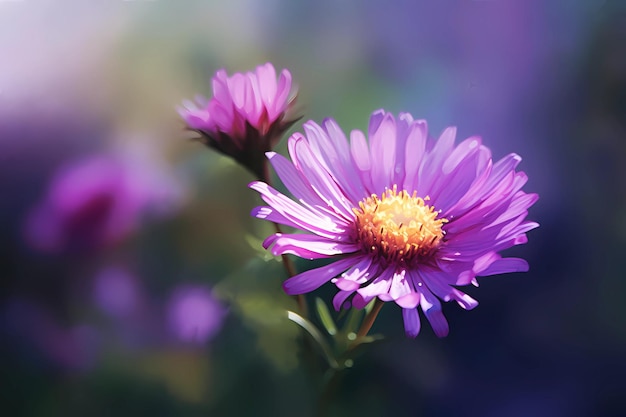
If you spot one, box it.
[261,159,308,317]
[315,299,385,415]
[317,368,342,417]
[273,222,308,316]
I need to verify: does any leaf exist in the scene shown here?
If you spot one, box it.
[315,297,337,336]
[364,298,377,315]
[244,234,278,262]
[286,311,338,369]
[341,306,364,336]
[350,334,385,350]
[214,258,300,372]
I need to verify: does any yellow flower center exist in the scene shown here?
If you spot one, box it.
[353,186,447,266]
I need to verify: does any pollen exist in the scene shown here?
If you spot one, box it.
[353,185,447,266]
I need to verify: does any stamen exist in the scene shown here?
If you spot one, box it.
[353,185,447,266]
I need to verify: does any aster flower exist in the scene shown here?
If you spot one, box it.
[23,145,185,253]
[167,285,227,345]
[250,110,538,337]
[179,62,299,181]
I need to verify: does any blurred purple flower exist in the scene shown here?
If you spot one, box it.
[251,109,538,338]
[167,285,226,345]
[178,62,299,180]
[23,145,186,253]
[93,266,141,319]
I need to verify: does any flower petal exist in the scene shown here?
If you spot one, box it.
[249,181,347,238]
[263,233,358,259]
[420,288,449,337]
[333,290,354,311]
[350,129,375,193]
[283,257,359,295]
[333,256,376,291]
[356,267,394,299]
[402,119,428,192]
[402,308,421,338]
[369,112,397,192]
[290,135,355,220]
[479,257,529,276]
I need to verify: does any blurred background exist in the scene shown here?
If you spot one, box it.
[1,0,625,416]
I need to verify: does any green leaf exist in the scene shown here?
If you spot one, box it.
[244,234,277,262]
[213,259,300,372]
[315,297,337,336]
[286,311,338,369]
[350,334,385,350]
[364,298,377,315]
[341,306,364,336]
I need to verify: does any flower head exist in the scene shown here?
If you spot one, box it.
[250,110,538,337]
[23,146,185,253]
[167,285,227,345]
[179,63,299,180]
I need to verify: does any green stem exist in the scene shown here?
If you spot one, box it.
[317,299,385,416]
[317,368,342,417]
[261,159,308,317]
[274,223,308,316]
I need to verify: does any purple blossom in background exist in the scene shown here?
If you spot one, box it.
[179,62,299,180]
[167,285,226,345]
[23,145,186,253]
[251,109,538,337]
[93,266,141,319]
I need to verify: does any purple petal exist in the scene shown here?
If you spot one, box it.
[333,290,354,311]
[249,181,347,238]
[390,113,414,186]
[420,288,450,337]
[274,69,293,116]
[349,129,375,193]
[357,267,394,299]
[333,256,376,291]
[227,73,248,110]
[211,70,232,106]
[388,270,411,300]
[283,257,359,295]
[290,136,355,219]
[416,126,457,196]
[479,257,529,276]
[368,109,386,133]
[351,292,375,309]
[267,152,343,220]
[245,72,263,125]
[432,141,485,214]
[369,112,397,192]
[402,308,421,338]
[396,293,421,309]
[402,119,428,192]
[263,233,358,259]
[442,136,482,175]
[256,63,278,109]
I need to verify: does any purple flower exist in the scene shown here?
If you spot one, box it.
[167,286,226,345]
[93,266,141,319]
[178,63,299,180]
[250,110,538,337]
[23,147,185,253]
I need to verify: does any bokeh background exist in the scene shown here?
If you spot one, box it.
[2,0,625,416]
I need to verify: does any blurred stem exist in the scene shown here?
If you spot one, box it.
[274,222,308,316]
[317,299,384,416]
[261,159,308,317]
[317,368,342,417]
